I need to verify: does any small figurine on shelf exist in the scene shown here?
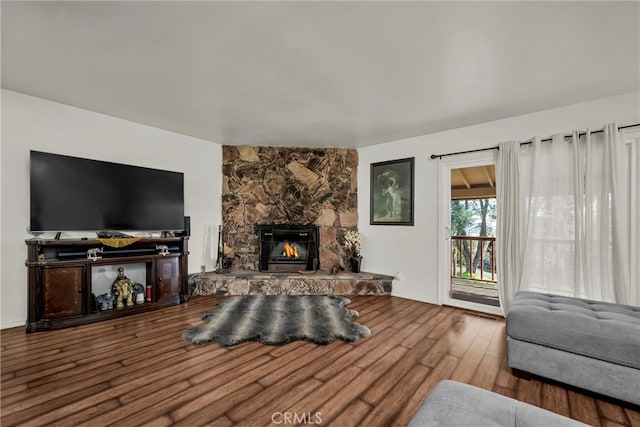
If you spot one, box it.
[87,247,103,261]
[112,267,135,309]
[135,292,145,304]
[133,283,145,304]
[96,290,116,311]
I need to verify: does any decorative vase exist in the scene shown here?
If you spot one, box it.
[348,257,362,273]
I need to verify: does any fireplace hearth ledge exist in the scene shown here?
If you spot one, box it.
[189,270,393,296]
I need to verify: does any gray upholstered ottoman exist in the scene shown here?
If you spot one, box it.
[409,380,586,426]
[506,291,640,405]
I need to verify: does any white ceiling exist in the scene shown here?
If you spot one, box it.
[2,1,639,148]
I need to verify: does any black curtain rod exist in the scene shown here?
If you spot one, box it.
[429,123,640,160]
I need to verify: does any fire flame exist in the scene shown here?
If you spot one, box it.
[283,242,299,258]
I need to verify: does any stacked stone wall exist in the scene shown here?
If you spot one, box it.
[222,145,358,271]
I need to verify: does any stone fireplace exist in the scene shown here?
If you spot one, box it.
[190,146,393,297]
[222,145,358,271]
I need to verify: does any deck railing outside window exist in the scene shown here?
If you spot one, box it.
[451,236,497,285]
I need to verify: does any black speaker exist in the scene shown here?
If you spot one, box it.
[183,216,191,236]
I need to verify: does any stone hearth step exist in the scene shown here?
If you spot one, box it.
[189,270,393,296]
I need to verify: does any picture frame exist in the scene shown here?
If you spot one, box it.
[370,157,414,225]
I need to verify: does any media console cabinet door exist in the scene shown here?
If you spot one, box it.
[156,257,180,299]
[41,266,84,318]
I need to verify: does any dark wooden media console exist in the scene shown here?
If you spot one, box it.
[25,237,189,333]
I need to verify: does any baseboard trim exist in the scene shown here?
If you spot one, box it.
[1,319,26,330]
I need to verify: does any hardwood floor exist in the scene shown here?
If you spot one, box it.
[2,295,638,426]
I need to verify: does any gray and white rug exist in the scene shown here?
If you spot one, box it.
[182,295,370,346]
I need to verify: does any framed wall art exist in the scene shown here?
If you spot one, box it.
[370,157,414,225]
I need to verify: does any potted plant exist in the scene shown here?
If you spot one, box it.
[343,230,362,273]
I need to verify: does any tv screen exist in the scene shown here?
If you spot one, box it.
[30,151,184,232]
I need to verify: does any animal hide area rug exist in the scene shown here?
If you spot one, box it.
[182,295,371,346]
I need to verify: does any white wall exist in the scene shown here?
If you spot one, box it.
[1,90,222,329]
[358,91,640,304]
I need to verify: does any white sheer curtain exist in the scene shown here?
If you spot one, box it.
[496,123,630,312]
[623,128,640,306]
[495,140,522,312]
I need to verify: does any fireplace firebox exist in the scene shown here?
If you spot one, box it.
[259,225,319,272]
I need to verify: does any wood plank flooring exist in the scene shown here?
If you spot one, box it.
[2,295,638,426]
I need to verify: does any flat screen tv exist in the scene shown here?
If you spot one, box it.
[30,151,184,232]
